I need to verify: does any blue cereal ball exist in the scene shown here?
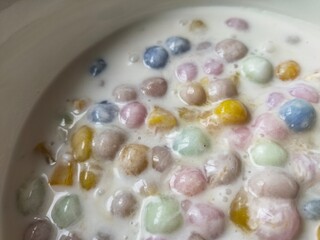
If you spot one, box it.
[143,46,169,69]
[302,199,320,220]
[88,101,119,124]
[279,98,316,132]
[165,36,191,55]
[89,58,107,77]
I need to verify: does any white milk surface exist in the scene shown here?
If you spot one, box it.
[5,6,320,240]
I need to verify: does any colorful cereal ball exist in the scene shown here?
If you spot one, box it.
[289,83,319,103]
[214,99,249,125]
[215,39,248,62]
[151,146,172,172]
[89,59,107,77]
[241,56,273,83]
[225,18,249,31]
[176,62,198,82]
[143,46,169,69]
[146,106,177,132]
[165,36,191,55]
[140,77,168,97]
[113,85,137,102]
[119,102,147,128]
[207,78,237,102]
[144,196,183,234]
[179,83,207,106]
[87,101,118,124]
[23,218,55,240]
[110,190,137,218]
[71,126,93,162]
[302,199,320,220]
[279,98,316,132]
[170,167,206,196]
[230,189,251,231]
[275,60,300,81]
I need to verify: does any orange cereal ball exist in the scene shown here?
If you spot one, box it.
[214,99,249,125]
[275,60,300,81]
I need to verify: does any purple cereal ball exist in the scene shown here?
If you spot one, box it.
[207,78,237,101]
[170,167,206,196]
[226,126,252,150]
[289,83,319,103]
[203,59,224,75]
[151,146,172,172]
[24,218,55,240]
[215,39,248,62]
[267,92,285,109]
[141,77,168,97]
[225,18,249,31]
[175,62,198,82]
[113,85,137,102]
[119,102,147,128]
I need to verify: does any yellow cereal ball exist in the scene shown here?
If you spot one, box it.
[230,190,252,232]
[79,170,98,190]
[49,162,74,186]
[147,106,177,132]
[71,126,93,162]
[275,60,300,81]
[214,99,249,125]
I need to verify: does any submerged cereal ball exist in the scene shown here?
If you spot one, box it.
[275,60,300,81]
[87,101,119,124]
[119,102,147,128]
[215,39,248,62]
[146,106,177,132]
[241,56,273,83]
[51,194,82,228]
[207,78,237,102]
[89,59,107,77]
[225,18,249,31]
[289,83,319,103]
[230,189,251,232]
[151,146,172,172]
[214,99,249,125]
[170,167,206,196]
[203,59,224,75]
[111,190,137,217]
[143,46,169,69]
[71,126,93,162]
[23,218,55,240]
[176,62,198,82]
[119,144,149,176]
[165,36,191,55]
[140,77,168,97]
[112,85,137,102]
[279,98,316,132]
[172,126,210,156]
[144,196,183,233]
[17,177,46,215]
[204,152,241,186]
[92,128,126,160]
[247,170,299,199]
[179,83,207,106]
[250,140,288,167]
[50,162,74,186]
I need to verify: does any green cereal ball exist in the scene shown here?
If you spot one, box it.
[241,56,273,83]
[250,140,288,166]
[145,196,183,234]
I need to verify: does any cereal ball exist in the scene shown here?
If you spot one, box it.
[113,85,137,102]
[119,102,147,128]
[289,83,319,103]
[144,196,183,233]
[111,190,137,217]
[151,146,172,172]
[176,62,198,82]
[207,78,237,102]
[279,98,316,132]
[203,59,224,75]
[141,77,168,97]
[302,199,320,220]
[165,36,191,55]
[186,202,225,239]
[146,106,177,132]
[71,126,93,162]
[215,39,248,62]
[79,170,99,191]
[196,41,212,51]
[275,60,300,81]
[250,140,288,167]
[214,99,249,125]
[172,126,210,156]
[89,59,107,77]
[24,218,55,240]
[87,101,119,124]
[189,19,207,33]
[241,56,273,83]
[266,92,285,109]
[226,126,252,150]
[144,46,169,69]
[253,113,288,140]
[179,83,206,106]
[51,194,82,228]
[170,167,206,196]
[204,152,241,186]
[230,190,251,231]
[119,144,149,176]
[17,177,46,215]
[93,128,126,160]
[247,170,299,199]
[225,18,249,31]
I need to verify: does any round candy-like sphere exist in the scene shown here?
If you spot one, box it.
[215,39,248,62]
[24,218,55,240]
[143,46,169,69]
[275,60,300,81]
[113,85,137,102]
[179,83,207,106]
[241,56,273,83]
[87,101,119,124]
[214,99,249,125]
[141,77,168,97]
[165,36,191,55]
[279,98,316,132]
[225,18,249,31]
[110,190,137,218]
[176,62,198,82]
[119,102,147,129]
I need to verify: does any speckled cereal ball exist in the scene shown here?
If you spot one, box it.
[170,167,206,196]
[110,190,137,218]
[179,83,207,106]
[141,77,168,97]
[241,56,273,83]
[24,218,55,240]
[92,128,126,160]
[215,39,248,62]
[119,102,147,128]
[113,85,137,102]
[119,144,149,176]
[151,146,172,172]
[176,62,198,82]
[143,46,169,69]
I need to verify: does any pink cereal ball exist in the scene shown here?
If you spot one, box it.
[267,92,285,109]
[253,113,288,140]
[186,202,225,239]
[119,102,147,128]
[227,126,252,150]
[203,59,224,75]
[289,83,319,103]
[207,78,237,101]
[175,62,198,82]
[225,18,249,31]
[170,167,206,196]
